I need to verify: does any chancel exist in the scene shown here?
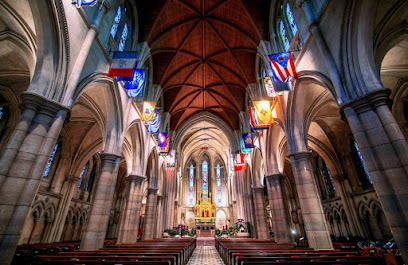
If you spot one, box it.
[0,0,408,265]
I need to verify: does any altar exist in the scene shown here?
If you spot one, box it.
[194,192,216,236]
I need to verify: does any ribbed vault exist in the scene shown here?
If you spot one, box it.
[147,0,261,130]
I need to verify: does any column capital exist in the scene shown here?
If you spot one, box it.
[252,186,265,193]
[67,174,80,182]
[21,92,69,117]
[147,187,159,194]
[127,175,146,184]
[99,152,122,163]
[265,174,285,181]
[289,151,311,160]
[341,88,391,114]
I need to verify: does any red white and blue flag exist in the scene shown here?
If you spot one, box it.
[108,52,137,77]
[268,52,298,82]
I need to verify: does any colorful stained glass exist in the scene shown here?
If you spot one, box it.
[216,164,221,204]
[110,6,121,38]
[286,3,298,36]
[353,141,373,184]
[320,161,336,197]
[77,166,86,188]
[189,165,194,204]
[202,161,208,196]
[43,143,58,178]
[279,20,290,51]
[118,23,128,51]
[0,107,3,119]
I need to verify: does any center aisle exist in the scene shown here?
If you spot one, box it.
[187,246,225,265]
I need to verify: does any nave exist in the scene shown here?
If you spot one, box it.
[1,0,408,265]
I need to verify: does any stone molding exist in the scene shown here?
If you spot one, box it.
[99,153,122,163]
[341,89,391,114]
[127,175,146,184]
[252,186,265,193]
[147,187,159,194]
[21,92,69,117]
[265,174,285,181]
[289,151,312,160]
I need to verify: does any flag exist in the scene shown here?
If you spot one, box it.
[145,108,161,133]
[108,52,137,77]
[234,153,245,171]
[249,106,269,130]
[270,72,293,92]
[71,0,97,8]
[253,101,273,125]
[240,136,251,154]
[235,153,245,164]
[159,135,171,154]
[158,132,168,147]
[264,76,283,98]
[142,101,156,121]
[268,52,298,82]
[117,68,145,97]
[242,133,255,148]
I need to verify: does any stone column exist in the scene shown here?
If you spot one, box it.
[0,94,68,265]
[332,176,364,237]
[62,2,109,105]
[48,175,80,242]
[143,188,159,240]
[117,175,145,243]
[343,90,408,262]
[252,187,269,240]
[234,170,246,220]
[290,152,333,249]
[155,195,164,238]
[265,174,292,243]
[80,153,121,250]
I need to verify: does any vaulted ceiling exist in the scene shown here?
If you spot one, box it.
[144,0,264,131]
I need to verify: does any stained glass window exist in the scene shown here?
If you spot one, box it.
[286,3,298,36]
[78,166,87,188]
[0,107,3,119]
[118,23,128,51]
[216,164,221,204]
[43,143,58,178]
[279,20,290,51]
[189,164,194,204]
[110,6,121,38]
[317,159,336,198]
[353,141,372,184]
[202,161,208,196]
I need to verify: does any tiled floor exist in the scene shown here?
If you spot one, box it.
[187,246,225,265]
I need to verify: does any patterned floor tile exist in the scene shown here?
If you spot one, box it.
[187,246,225,265]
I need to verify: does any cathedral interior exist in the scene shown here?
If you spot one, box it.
[0,0,408,264]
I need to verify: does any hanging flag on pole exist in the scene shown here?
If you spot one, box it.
[71,0,97,8]
[234,153,245,171]
[108,52,137,77]
[117,68,145,97]
[142,101,156,121]
[145,108,161,133]
[268,52,298,82]
[252,101,274,125]
[158,132,168,147]
[249,106,270,130]
[242,133,255,148]
[159,135,171,155]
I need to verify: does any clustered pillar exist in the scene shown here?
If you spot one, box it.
[143,188,159,240]
[252,187,269,240]
[290,152,333,249]
[265,174,292,243]
[81,153,121,250]
[117,175,145,243]
[343,90,408,262]
[0,94,68,265]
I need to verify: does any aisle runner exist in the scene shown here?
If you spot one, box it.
[196,237,215,246]
[187,246,224,265]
